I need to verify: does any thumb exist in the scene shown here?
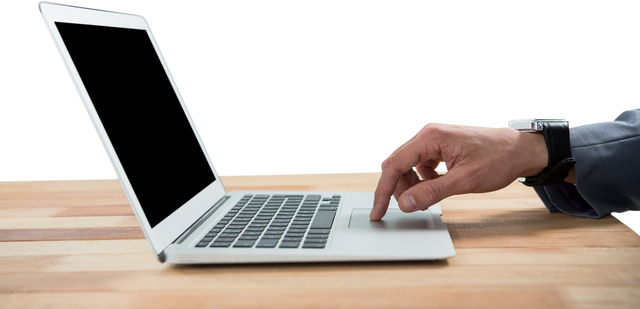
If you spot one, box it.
[397,172,461,212]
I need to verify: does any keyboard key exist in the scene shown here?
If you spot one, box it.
[302,243,326,249]
[251,219,271,224]
[291,225,309,229]
[266,226,286,231]
[310,211,336,229]
[216,234,238,242]
[210,242,232,247]
[288,229,307,233]
[256,239,278,248]
[284,233,304,237]
[239,235,260,240]
[318,207,338,211]
[252,220,270,224]
[303,238,327,243]
[279,242,300,248]
[262,234,282,239]
[308,229,331,234]
[283,237,303,242]
[264,230,284,235]
[222,229,242,233]
[196,242,209,247]
[306,234,329,239]
[219,233,240,238]
[233,240,256,248]
[242,231,262,236]
[227,224,246,229]
[229,222,249,226]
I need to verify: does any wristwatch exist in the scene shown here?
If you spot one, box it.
[508,119,576,187]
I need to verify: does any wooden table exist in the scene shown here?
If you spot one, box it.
[1,173,639,308]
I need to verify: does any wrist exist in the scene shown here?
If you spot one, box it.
[516,131,549,177]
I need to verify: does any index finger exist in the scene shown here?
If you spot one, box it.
[370,127,443,220]
[371,169,402,217]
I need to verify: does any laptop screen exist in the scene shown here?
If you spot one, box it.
[55,22,216,228]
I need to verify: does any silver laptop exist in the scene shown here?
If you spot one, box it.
[40,2,455,264]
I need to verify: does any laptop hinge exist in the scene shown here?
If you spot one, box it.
[172,195,231,245]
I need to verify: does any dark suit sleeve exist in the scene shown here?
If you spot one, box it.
[534,109,640,218]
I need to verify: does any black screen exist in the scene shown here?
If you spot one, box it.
[56,22,215,228]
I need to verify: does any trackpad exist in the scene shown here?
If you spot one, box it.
[349,208,435,229]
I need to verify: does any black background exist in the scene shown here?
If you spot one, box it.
[10,0,638,225]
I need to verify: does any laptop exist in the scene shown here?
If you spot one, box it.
[40,2,455,264]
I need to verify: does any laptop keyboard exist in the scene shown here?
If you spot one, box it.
[195,194,340,249]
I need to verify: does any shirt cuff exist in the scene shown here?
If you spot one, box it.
[533,182,601,218]
[556,182,595,212]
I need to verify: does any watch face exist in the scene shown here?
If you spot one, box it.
[508,119,567,132]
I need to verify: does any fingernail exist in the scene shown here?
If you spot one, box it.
[401,194,418,212]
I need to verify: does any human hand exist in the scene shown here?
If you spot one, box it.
[370,123,549,220]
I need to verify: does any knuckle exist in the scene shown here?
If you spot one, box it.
[421,123,444,135]
[420,181,443,206]
[380,157,393,171]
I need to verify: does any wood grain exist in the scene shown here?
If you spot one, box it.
[0,227,144,242]
[0,173,638,309]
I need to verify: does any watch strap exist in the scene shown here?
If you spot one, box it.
[522,121,576,187]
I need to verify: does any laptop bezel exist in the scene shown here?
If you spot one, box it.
[39,2,227,257]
